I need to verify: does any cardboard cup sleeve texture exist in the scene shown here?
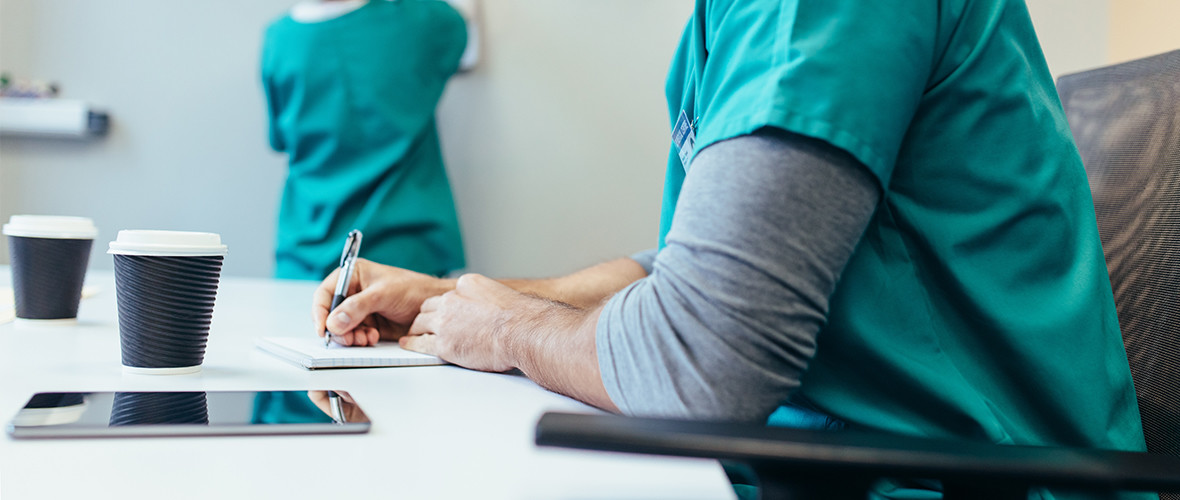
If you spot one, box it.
[3,215,98,322]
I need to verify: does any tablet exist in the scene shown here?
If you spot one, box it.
[6,390,371,439]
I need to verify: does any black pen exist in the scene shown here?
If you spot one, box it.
[325,230,363,347]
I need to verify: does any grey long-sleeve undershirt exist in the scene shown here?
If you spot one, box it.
[598,129,881,422]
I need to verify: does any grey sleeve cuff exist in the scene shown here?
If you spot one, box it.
[628,249,657,275]
[596,281,637,414]
[596,129,880,421]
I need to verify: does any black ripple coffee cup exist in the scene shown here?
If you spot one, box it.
[108,230,227,375]
[3,215,98,323]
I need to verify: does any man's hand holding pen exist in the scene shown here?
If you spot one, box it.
[312,258,455,347]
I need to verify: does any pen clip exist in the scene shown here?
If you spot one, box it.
[337,230,363,292]
[339,230,362,268]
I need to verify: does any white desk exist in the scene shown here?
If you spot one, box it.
[0,270,735,500]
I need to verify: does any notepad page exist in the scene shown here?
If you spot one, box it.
[256,337,447,369]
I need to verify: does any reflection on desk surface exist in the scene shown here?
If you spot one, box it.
[7,390,371,439]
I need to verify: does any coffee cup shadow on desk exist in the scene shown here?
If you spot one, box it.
[3,215,99,324]
[108,230,228,375]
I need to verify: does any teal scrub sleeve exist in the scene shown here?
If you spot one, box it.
[695,0,937,187]
[422,1,468,77]
[260,28,286,153]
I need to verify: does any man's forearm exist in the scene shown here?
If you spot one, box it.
[500,257,648,309]
[505,302,619,412]
[402,272,622,412]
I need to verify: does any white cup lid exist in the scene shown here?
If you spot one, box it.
[108,230,228,257]
[2,215,98,239]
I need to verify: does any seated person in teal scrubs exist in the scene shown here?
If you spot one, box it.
[262,0,467,280]
[308,1,1149,498]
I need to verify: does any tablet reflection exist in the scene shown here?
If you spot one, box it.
[307,390,370,424]
[12,393,89,427]
[251,391,334,424]
[109,391,210,426]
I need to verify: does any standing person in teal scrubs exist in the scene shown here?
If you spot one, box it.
[262,0,467,280]
[308,1,1149,498]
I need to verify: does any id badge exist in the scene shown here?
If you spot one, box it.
[671,110,696,171]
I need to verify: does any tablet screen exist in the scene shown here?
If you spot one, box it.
[6,390,371,439]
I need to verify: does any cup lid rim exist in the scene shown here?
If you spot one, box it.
[3,215,98,239]
[107,230,227,257]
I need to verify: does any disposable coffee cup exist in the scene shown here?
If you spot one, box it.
[108,230,227,375]
[3,215,98,323]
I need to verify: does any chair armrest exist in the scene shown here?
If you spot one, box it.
[535,412,1180,497]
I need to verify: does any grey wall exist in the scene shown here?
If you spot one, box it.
[0,0,298,278]
[436,1,690,278]
[1026,0,1109,78]
[0,0,691,278]
[0,0,1113,279]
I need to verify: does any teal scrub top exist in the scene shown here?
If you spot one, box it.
[262,0,466,280]
[661,0,1147,490]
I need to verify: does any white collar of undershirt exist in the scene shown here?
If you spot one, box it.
[290,0,370,23]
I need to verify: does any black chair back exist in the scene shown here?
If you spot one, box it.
[1057,50,1180,480]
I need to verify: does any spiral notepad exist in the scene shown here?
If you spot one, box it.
[256,337,447,370]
